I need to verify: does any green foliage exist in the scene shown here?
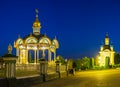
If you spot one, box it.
[91,58,95,68]
[75,59,81,70]
[112,64,120,68]
[57,55,65,65]
[114,53,120,64]
[93,66,106,70]
[89,58,95,69]
[72,61,76,68]
[82,57,90,69]
[74,57,95,70]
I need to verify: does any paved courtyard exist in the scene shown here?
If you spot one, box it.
[31,69,120,87]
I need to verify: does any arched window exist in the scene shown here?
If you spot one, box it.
[39,38,51,44]
[25,37,38,44]
[16,38,23,45]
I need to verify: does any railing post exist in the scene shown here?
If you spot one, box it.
[39,59,48,82]
[55,59,61,78]
[3,55,17,87]
[2,44,18,87]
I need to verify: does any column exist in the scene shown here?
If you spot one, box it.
[19,49,22,64]
[48,50,51,62]
[16,48,20,64]
[11,63,14,77]
[42,50,45,59]
[34,50,37,63]
[22,49,26,64]
[26,50,28,64]
[54,50,56,61]
[37,50,39,63]
[6,64,9,78]
[16,48,19,56]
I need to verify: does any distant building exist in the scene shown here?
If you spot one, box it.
[96,34,115,66]
[14,9,59,64]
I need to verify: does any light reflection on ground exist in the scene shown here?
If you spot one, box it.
[32,69,120,87]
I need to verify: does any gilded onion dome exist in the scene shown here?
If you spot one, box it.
[32,9,41,28]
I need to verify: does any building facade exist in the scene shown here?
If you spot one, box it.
[97,34,115,66]
[14,9,59,64]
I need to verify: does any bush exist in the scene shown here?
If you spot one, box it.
[93,66,105,70]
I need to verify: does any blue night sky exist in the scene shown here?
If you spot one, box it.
[0,0,120,59]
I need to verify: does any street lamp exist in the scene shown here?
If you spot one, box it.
[2,44,18,87]
[65,59,68,76]
[39,47,48,82]
[55,57,61,78]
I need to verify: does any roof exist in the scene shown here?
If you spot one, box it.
[103,45,111,51]
[23,33,51,41]
[2,53,18,58]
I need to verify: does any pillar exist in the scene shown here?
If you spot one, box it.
[22,49,26,64]
[17,48,20,64]
[19,49,22,64]
[37,50,39,63]
[34,50,37,63]
[3,58,17,87]
[39,59,48,82]
[16,48,19,56]
[6,63,9,78]
[26,50,28,64]
[42,50,45,59]
[55,60,61,78]
[48,50,51,62]
[110,51,115,65]
[54,50,56,61]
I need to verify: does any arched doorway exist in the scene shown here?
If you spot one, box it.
[105,56,110,68]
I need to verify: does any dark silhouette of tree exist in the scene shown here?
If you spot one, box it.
[114,53,120,64]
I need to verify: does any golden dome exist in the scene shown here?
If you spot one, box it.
[32,9,41,28]
[33,19,41,28]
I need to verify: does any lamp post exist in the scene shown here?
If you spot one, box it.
[2,44,18,87]
[39,47,48,82]
[55,58,61,78]
[65,59,68,76]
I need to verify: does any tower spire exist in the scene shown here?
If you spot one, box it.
[105,33,109,45]
[32,9,41,35]
[35,9,39,20]
[8,44,12,54]
[106,32,108,38]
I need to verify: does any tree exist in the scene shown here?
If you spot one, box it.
[56,55,65,65]
[114,53,120,64]
[91,58,95,68]
[75,59,81,70]
[89,58,95,69]
[82,57,90,69]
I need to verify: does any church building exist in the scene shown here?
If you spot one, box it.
[96,34,115,67]
[14,9,59,64]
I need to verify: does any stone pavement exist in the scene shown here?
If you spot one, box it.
[31,69,120,87]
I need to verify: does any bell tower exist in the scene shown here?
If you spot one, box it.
[105,33,109,45]
[32,9,41,35]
